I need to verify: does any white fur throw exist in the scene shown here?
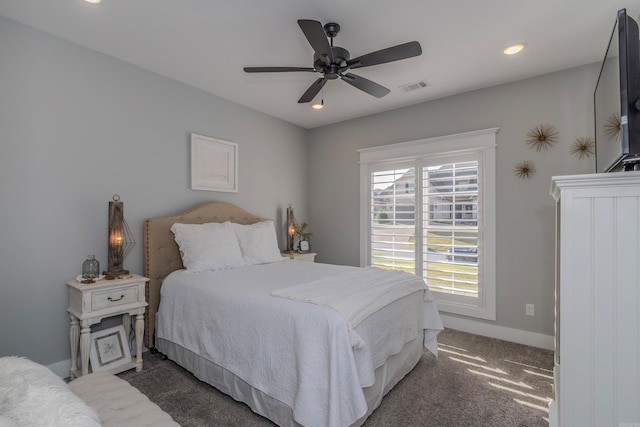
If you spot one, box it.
[0,357,101,427]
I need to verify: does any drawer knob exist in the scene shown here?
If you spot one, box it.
[108,294,125,302]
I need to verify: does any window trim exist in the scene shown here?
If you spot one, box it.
[359,128,498,320]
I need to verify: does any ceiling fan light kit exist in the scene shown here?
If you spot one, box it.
[244,19,422,104]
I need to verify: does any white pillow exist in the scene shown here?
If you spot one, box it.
[0,357,101,427]
[171,221,245,271]
[233,221,285,265]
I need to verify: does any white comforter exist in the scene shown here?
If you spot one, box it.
[271,266,436,351]
[157,260,442,427]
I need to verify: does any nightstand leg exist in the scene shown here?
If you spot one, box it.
[122,313,130,331]
[135,313,144,371]
[80,326,91,376]
[69,316,79,379]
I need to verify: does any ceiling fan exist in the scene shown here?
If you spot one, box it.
[243,20,422,104]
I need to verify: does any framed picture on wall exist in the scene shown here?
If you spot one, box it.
[89,325,131,372]
[190,133,238,192]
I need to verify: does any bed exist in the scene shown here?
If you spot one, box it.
[144,201,443,427]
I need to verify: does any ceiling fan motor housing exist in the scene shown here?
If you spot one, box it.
[314,46,350,79]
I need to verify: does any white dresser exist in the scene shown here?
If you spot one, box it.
[550,172,640,426]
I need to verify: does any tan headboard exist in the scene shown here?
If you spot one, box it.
[143,201,267,349]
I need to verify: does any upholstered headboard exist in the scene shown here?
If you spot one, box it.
[143,201,267,349]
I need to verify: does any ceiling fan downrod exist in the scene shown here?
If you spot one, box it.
[323,23,340,47]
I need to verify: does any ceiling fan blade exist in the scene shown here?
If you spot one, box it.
[298,19,334,65]
[340,73,390,98]
[298,78,327,103]
[347,41,422,69]
[244,67,316,73]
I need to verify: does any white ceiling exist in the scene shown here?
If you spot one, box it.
[0,1,638,129]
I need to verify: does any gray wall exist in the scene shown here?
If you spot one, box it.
[0,16,309,366]
[307,64,598,337]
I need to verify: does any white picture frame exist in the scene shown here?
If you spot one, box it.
[89,325,131,372]
[190,133,238,192]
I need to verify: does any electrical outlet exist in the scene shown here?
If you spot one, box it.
[526,304,535,316]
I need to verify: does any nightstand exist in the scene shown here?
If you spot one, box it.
[283,252,316,262]
[67,274,148,379]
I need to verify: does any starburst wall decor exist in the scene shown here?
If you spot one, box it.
[570,137,595,159]
[526,124,559,151]
[515,160,536,179]
[604,112,621,140]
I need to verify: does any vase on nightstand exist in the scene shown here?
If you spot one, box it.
[82,255,100,282]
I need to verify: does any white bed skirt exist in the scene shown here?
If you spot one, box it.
[157,335,426,427]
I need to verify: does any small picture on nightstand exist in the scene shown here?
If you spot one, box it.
[89,325,131,372]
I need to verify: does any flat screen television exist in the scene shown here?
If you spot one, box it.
[594,8,640,172]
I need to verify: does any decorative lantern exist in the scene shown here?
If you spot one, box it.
[105,195,135,279]
[81,255,100,283]
[286,204,296,253]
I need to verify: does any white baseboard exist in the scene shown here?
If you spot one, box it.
[440,313,555,351]
[48,347,149,379]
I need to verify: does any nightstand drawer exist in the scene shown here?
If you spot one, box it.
[91,285,139,310]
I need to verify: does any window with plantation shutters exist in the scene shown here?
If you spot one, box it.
[422,160,479,299]
[371,167,416,273]
[359,129,497,320]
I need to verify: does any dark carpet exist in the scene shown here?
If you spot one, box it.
[118,329,554,426]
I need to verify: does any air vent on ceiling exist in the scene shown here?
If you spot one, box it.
[399,79,430,93]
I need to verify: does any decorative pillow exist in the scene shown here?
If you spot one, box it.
[0,356,101,427]
[171,221,245,271]
[233,221,285,265]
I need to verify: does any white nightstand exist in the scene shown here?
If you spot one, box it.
[67,274,148,379]
[283,252,316,262]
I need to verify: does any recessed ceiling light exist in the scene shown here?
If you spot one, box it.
[503,43,526,55]
[84,0,101,4]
